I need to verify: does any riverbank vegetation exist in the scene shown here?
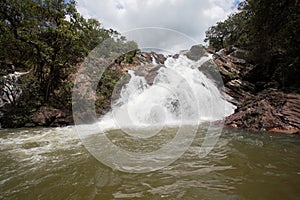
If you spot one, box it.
[204,0,300,133]
[0,0,138,127]
[204,0,300,88]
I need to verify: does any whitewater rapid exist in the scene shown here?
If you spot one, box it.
[96,54,235,133]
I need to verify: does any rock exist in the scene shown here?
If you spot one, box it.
[199,60,223,88]
[135,64,163,85]
[214,55,255,83]
[32,107,73,127]
[155,53,166,64]
[268,127,300,134]
[223,79,255,106]
[215,48,227,57]
[229,49,248,60]
[225,90,300,134]
[172,54,179,59]
[225,98,285,132]
[280,93,300,129]
[210,48,300,134]
[186,45,206,61]
[139,52,166,65]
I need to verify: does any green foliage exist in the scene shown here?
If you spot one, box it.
[0,0,139,127]
[204,0,300,88]
[95,35,138,60]
[204,12,250,50]
[0,0,110,103]
[0,73,42,128]
[245,0,300,87]
[95,69,125,115]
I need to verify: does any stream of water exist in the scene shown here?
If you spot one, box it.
[0,127,299,199]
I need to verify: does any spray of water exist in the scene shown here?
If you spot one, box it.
[98,55,235,136]
[72,28,235,173]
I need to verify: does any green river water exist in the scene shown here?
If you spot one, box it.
[0,126,299,200]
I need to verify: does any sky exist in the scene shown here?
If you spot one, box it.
[76,0,242,52]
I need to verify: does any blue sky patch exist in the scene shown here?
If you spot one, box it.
[232,0,242,9]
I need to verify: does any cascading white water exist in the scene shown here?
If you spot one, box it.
[0,71,29,126]
[0,71,28,108]
[97,54,235,135]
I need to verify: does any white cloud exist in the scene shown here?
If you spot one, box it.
[76,0,239,51]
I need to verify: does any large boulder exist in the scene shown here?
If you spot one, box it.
[186,45,206,61]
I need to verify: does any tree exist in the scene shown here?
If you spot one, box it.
[0,0,139,127]
[0,0,110,103]
[204,0,300,87]
[204,11,250,50]
[243,0,300,86]
[204,21,229,50]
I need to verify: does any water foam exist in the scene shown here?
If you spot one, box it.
[96,54,235,134]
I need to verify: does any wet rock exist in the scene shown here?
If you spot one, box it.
[172,54,179,59]
[139,52,166,65]
[135,64,163,85]
[199,60,224,88]
[186,45,206,61]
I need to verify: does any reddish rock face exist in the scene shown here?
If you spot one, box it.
[225,90,300,134]
[209,47,300,134]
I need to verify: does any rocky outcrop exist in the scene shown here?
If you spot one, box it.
[2,45,299,133]
[138,52,166,65]
[32,107,73,127]
[211,47,300,134]
[134,65,163,85]
[23,52,167,128]
[222,80,255,106]
[209,47,256,107]
[225,89,300,134]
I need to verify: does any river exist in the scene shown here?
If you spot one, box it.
[0,126,299,200]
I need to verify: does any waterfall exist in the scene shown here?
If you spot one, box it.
[0,71,28,124]
[0,71,29,107]
[73,50,237,172]
[97,54,235,133]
